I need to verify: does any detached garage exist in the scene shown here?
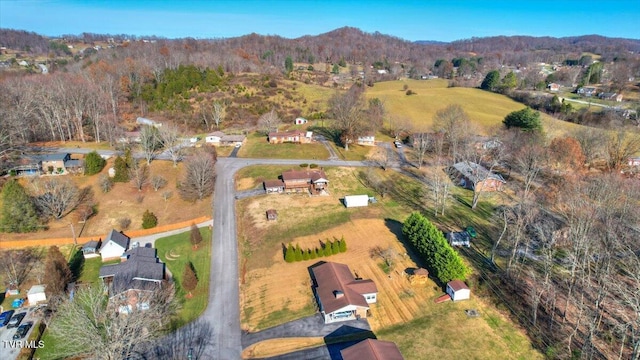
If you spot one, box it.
[344,195,369,208]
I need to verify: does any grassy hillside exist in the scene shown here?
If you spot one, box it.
[365,79,583,136]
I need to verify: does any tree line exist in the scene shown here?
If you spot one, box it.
[284,237,347,263]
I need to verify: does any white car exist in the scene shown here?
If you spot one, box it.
[394,141,402,148]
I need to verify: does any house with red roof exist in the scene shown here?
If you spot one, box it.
[310,262,378,323]
[341,339,404,360]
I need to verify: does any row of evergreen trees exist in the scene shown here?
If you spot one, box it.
[402,212,469,284]
[284,237,347,263]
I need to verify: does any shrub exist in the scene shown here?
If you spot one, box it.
[302,249,310,261]
[190,223,203,248]
[309,248,317,259]
[98,174,112,193]
[323,242,333,257]
[299,163,308,168]
[118,217,131,230]
[339,237,347,252]
[285,244,295,263]
[142,210,158,229]
[331,240,340,255]
[316,248,323,258]
[405,89,416,95]
[295,244,303,262]
[309,163,318,169]
[84,151,106,175]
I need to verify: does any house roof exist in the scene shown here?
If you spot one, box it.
[99,248,164,293]
[82,240,101,250]
[451,162,505,185]
[64,159,83,168]
[447,280,469,292]
[414,268,429,276]
[28,285,46,295]
[341,339,404,360]
[311,262,378,314]
[269,130,306,138]
[101,229,130,250]
[39,153,69,162]
[220,134,246,142]
[282,169,328,183]
[264,179,285,188]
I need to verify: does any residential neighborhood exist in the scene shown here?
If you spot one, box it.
[1,4,639,360]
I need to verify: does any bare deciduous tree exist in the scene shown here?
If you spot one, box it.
[48,284,176,360]
[0,248,41,287]
[329,85,366,150]
[31,177,81,220]
[604,131,640,171]
[179,149,217,201]
[433,104,473,162]
[151,175,168,191]
[158,124,183,167]
[140,125,162,165]
[257,108,281,134]
[129,161,150,191]
[98,174,113,193]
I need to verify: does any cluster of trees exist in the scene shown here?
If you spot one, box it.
[0,177,93,233]
[284,237,347,263]
[402,212,469,284]
[481,70,518,93]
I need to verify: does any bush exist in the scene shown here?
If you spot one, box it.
[339,237,347,252]
[299,163,308,168]
[118,217,131,230]
[323,242,333,257]
[309,164,318,169]
[84,151,106,175]
[142,210,158,229]
[503,107,542,132]
[295,244,303,262]
[98,174,112,193]
[405,89,416,95]
[285,244,295,263]
[302,250,310,261]
[331,240,340,255]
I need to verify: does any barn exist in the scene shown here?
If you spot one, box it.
[344,195,369,208]
[446,280,470,301]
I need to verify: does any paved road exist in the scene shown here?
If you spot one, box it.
[206,157,368,359]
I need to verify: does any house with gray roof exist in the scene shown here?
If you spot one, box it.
[99,229,130,261]
[450,161,505,192]
[37,153,84,174]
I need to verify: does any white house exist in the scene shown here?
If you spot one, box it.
[357,134,375,146]
[27,285,47,305]
[295,117,308,125]
[99,229,130,261]
[205,131,224,145]
[344,195,369,208]
[446,280,470,301]
[311,262,378,324]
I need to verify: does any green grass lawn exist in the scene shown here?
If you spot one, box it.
[155,226,212,328]
[238,132,329,159]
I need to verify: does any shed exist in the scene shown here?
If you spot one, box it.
[409,268,429,285]
[266,209,278,221]
[344,195,369,208]
[27,285,47,305]
[295,117,308,125]
[446,280,470,301]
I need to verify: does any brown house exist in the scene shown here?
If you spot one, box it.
[310,262,378,324]
[341,339,404,360]
[449,161,505,192]
[268,130,313,144]
[281,169,329,194]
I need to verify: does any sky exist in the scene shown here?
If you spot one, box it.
[1,0,639,42]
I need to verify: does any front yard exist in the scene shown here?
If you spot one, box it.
[237,132,329,159]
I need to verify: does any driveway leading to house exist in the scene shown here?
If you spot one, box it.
[241,315,371,348]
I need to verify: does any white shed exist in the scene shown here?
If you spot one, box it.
[28,285,47,305]
[446,280,470,301]
[344,195,369,208]
[295,117,308,125]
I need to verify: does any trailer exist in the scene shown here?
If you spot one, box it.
[344,195,369,208]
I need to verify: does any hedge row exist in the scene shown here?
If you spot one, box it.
[402,212,469,284]
[285,237,347,263]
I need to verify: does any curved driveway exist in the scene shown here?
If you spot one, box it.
[206,158,367,359]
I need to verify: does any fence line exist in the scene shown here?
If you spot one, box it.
[0,216,212,249]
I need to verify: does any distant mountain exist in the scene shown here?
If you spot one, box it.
[414,40,449,45]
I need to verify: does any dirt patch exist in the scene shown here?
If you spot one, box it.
[245,194,339,231]
[240,218,437,332]
[237,178,256,191]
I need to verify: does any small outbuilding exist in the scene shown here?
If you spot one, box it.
[446,280,470,301]
[266,209,278,221]
[27,285,47,305]
[409,268,429,285]
[295,117,308,125]
[82,240,102,259]
[344,195,369,208]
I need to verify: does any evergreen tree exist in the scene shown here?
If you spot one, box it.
[84,151,106,175]
[302,249,310,261]
[331,240,340,255]
[339,237,347,252]
[189,223,203,249]
[310,248,317,260]
[43,246,72,298]
[0,180,39,233]
[503,107,542,132]
[142,210,158,229]
[332,64,340,74]
[182,262,198,296]
[480,70,500,92]
[113,155,129,182]
[285,56,293,74]
[500,71,518,92]
[316,247,323,258]
[323,242,333,257]
[295,244,303,262]
[285,244,296,263]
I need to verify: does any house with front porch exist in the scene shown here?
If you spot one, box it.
[268,130,313,144]
[357,133,376,146]
[281,169,329,194]
[310,262,378,324]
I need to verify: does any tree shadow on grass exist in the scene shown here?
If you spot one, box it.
[68,249,85,282]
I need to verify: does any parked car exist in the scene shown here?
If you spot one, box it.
[394,140,402,148]
[13,322,33,340]
[466,226,477,238]
[7,312,26,328]
[0,309,15,327]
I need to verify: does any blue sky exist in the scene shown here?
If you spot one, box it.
[1,0,638,42]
